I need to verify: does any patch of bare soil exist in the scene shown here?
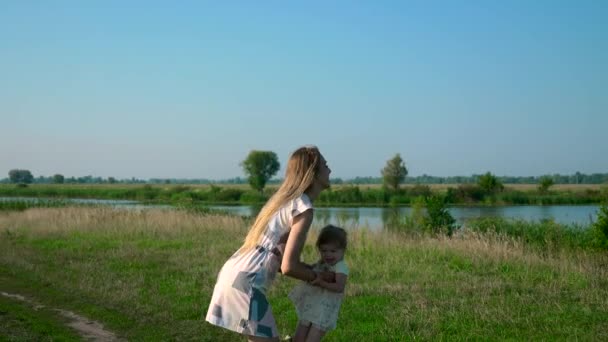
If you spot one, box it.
[1,291,123,341]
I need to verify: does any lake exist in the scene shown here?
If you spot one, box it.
[1,197,598,230]
[210,204,599,230]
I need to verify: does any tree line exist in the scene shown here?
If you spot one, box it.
[3,153,608,187]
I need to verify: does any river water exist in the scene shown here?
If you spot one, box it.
[210,204,599,230]
[1,197,598,230]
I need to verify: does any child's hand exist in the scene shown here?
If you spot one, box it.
[319,271,336,283]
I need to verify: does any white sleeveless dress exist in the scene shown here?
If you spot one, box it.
[205,194,313,338]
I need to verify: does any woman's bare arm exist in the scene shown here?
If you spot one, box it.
[281,210,318,282]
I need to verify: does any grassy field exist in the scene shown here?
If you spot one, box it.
[1,207,607,341]
[336,183,603,191]
[1,183,603,191]
[1,183,606,208]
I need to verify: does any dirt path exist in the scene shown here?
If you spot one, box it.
[1,291,122,341]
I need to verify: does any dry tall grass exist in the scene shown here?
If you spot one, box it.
[0,207,246,237]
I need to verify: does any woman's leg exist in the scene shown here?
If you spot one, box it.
[293,321,311,342]
[304,325,326,342]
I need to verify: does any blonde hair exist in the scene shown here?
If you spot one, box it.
[239,145,322,252]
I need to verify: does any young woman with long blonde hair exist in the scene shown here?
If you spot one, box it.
[206,145,334,342]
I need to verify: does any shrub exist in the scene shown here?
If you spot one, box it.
[478,172,503,194]
[213,188,244,202]
[538,176,554,193]
[591,204,608,250]
[240,190,267,204]
[449,184,485,203]
[424,195,456,236]
[361,188,388,205]
[319,186,363,204]
[389,194,409,206]
[498,190,530,205]
[408,184,431,197]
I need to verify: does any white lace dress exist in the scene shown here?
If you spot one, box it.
[288,260,349,331]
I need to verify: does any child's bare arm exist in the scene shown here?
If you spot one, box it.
[311,273,347,293]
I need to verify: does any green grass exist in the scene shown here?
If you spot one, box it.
[463,217,597,251]
[1,207,607,341]
[1,183,607,206]
[0,292,80,342]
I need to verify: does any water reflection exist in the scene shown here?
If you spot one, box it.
[315,209,332,226]
[381,207,402,230]
[334,208,360,228]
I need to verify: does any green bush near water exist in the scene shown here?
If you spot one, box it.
[591,204,608,250]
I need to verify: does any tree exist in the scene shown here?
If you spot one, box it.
[241,150,280,193]
[381,154,408,192]
[538,176,554,193]
[8,169,34,184]
[52,174,64,184]
[108,177,117,184]
[478,172,503,194]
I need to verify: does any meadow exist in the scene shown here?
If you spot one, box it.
[1,206,607,341]
[1,183,606,207]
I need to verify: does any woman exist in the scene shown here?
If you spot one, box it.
[206,145,334,341]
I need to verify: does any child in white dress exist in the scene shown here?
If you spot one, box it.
[288,225,349,342]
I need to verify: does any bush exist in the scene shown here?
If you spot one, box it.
[601,186,608,199]
[424,195,456,236]
[240,190,267,204]
[538,176,554,193]
[167,185,191,195]
[360,188,388,205]
[591,204,608,250]
[399,196,426,232]
[408,184,431,197]
[319,186,363,204]
[448,185,485,203]
[498,190,530,205]
[389,194,409,206]
[213,188,244,202]
[136,185,161,200]
[478,172,503,194]
[335,186,363,203]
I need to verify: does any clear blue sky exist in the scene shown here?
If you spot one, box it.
[1,1,607,180]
